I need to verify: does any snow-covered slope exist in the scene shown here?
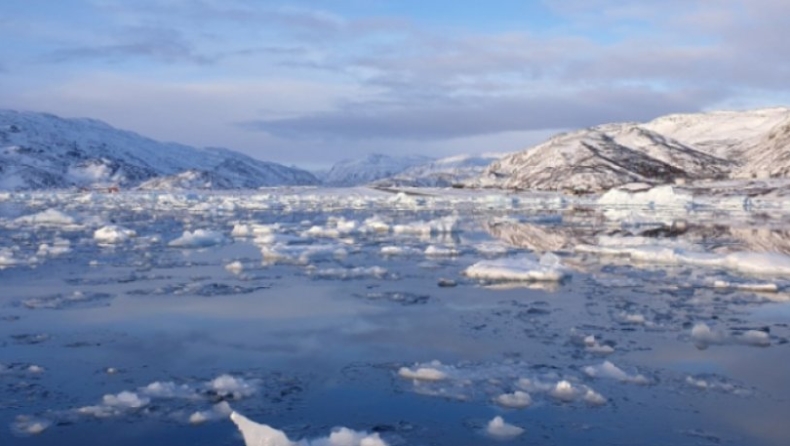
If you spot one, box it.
[736,118,790,178]
[475,124,732,193]
[373,154,506,188]
[472,107,790,193]
[0,110,319,190]
[322,153,434,187]
[642,108,790,161]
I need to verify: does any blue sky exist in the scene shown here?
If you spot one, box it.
[1,0,789,168]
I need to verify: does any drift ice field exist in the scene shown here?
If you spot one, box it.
[2,185,790,445]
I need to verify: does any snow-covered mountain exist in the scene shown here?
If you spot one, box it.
[0,110,319,190]
[372,154,506,188]
[321,153,434,187]
[472,107,790,193]
[736,119,790,178]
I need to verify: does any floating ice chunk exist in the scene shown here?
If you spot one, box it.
[207,374,257,399]
[15,209,76,226]
[494,390,532,408]
[11,416,51,436]
[225,261,244,274]
[188,401,233,424]
[691,323,726,349]
[550,380,578,402]
[312,266,388,280]
[78,391,150,418]
[584,336,615,355]
[103,391,150,408]
[583,389,607,406]
[231,412,293,446]
[464,253,568,282]
[94,225,136,244]
[27,365,45,374]
[485,416,524,439]
[140,381,197,399]
[598,185,693,224]
[713,280,779,293]
[37,239,71,257]
[398,362,447,381]
[739,330,770,347]
[393,216,459,235]
[0,248,18,268]
[168,229,224,248]
[619,313,646,324]
[362,216,390,233]
[721,252,790,276]
[578,240,790,278]
[424,245,459,257]
[231,223,280,238]
[380,246,420,256]
[583,361,649,384]
[230,411,389,446]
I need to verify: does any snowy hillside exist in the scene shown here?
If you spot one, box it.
[642,107,790,160]
[322,153,434,186]
[372,154,505,188]
[473,107,790,193]
[736,119,790,178]
[0,110,319,190]
[475,124,732,193]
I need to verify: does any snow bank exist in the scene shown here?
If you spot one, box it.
[485,416,524,439]
[231,411,389,446]
[168,229,224,248]
[94,225,136,244]
[464,253,569,282]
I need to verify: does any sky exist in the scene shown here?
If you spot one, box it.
[1,0,789,169]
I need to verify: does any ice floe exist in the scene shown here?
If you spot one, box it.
[485,416,524,439]
[583,361,649,384]
[231,411,389,446]
[168,229,225,248]
[94,225,136,244]
[464,253,569,282]
[494,390,532,408]
[691,323,771,349]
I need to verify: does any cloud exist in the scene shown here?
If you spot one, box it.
[45,26,212,64]
[241,86,722,141]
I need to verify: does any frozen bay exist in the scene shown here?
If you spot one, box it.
[1,186,790,445]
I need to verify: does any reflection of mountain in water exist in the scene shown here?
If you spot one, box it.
[485,221,593,252]
[486,217,790,256]
[729,228,790,254]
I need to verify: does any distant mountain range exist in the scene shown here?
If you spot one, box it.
[0,110,319,190]
[2,107,790,192]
